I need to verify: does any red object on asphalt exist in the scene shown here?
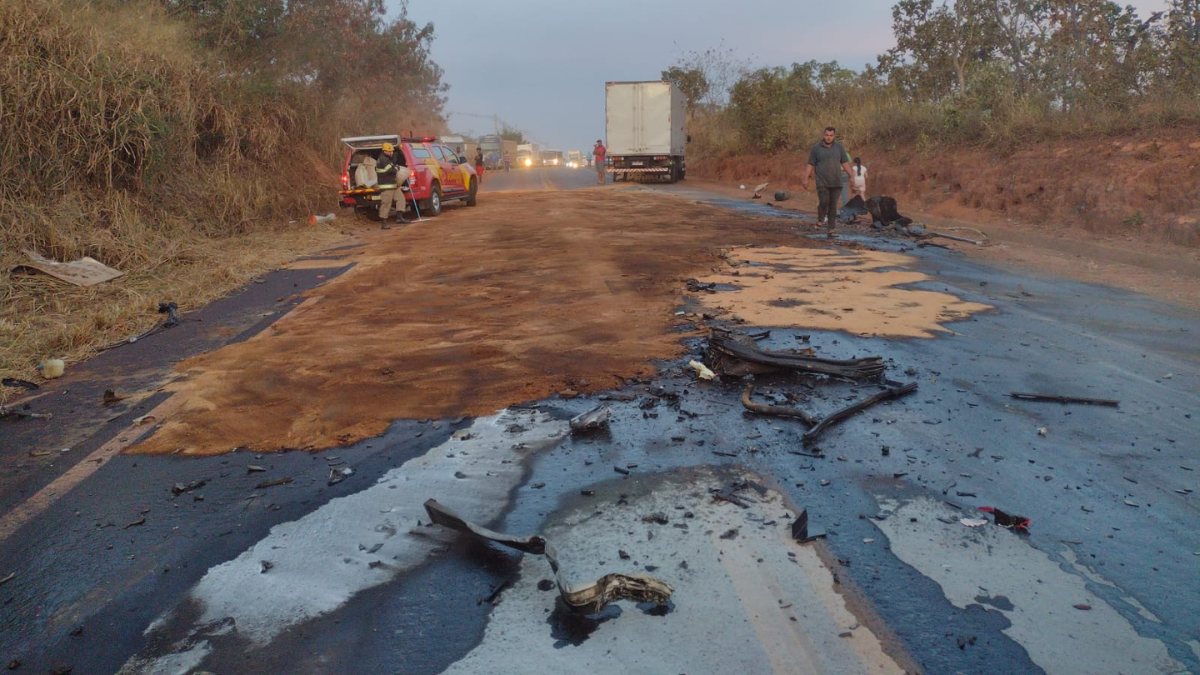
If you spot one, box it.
[978,506,1031,533]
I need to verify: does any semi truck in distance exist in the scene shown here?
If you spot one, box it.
[515,143,541,169]
[605,80,687,183]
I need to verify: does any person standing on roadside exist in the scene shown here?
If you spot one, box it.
[502,149,512,171]
[376,142,403,230]
[801,126,856,237]
[593,139,607,184]
[474,147,485,185]
[850,157,868,201]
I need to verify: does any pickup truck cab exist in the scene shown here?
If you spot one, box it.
[339,135,478,218]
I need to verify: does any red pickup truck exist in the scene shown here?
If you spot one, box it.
[338,135,478,218]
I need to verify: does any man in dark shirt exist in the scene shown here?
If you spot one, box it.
[802,126,856,237]
[474,147,485,185]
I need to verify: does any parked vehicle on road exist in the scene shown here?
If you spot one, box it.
[515,142,541,169]
[441,134,467,160]
[605,81,687,183]
[338,135,478,218]
[479,134,504,170]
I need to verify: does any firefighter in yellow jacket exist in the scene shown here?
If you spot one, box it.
[376,143,403,229]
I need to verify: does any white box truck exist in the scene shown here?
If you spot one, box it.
[605,81,687,183]
[515,143,541,169]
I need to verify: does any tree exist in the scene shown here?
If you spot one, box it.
[499,123,525,143]
[1163,0,1200,93]
[666,41,751,108]
[885,0,999,99]
[661,66,709,113]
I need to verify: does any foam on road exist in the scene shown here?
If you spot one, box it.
[873,496,1187,675]
[121,409,567,672]
[440,469,905,675]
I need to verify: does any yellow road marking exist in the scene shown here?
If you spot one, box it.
[0,392,189,542]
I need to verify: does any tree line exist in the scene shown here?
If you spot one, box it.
[666,0,1200,152]
[162,0,449,138]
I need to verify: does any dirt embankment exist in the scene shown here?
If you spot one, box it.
[694,128,1200,247]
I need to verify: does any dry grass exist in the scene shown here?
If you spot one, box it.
[0,0,345,401]
[0,221,343,404]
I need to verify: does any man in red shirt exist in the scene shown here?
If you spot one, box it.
[593,140,606,185]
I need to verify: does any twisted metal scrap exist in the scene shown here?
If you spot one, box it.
[708,333,885,381]
[743,382,918,446]
[424,499,673,614]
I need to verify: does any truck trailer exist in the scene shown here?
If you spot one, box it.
[605,81,687,183]
[515,143,541,169]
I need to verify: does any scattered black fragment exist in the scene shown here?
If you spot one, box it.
[2,378,39,390]
[641,512,669,525]
[255,477,293,489]
[791,508,826,543]
[1009,392,1119,407]
[719,528,739,540]
[710,490,749,508]
[614,465,630,476]
[172,480,206,496]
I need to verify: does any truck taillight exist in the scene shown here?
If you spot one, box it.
[341,172,349,190]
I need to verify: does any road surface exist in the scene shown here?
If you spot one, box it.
[1,169,1197,675]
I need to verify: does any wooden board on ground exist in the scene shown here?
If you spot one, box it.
[15,249,124,286]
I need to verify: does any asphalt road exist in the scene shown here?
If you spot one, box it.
[1,174,1197,675]
[479,165,602,193]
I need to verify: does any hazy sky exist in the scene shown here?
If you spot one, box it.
[395,0,1171,152]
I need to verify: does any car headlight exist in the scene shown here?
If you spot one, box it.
[524,158,532,166]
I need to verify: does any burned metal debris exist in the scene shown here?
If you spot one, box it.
[741,381,917,447]
[569,405,611,433]
[423,499,673,614]
[1009,392,1120,407]
[707,333,886,381]
[706,329,917,446]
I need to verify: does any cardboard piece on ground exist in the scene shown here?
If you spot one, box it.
[14,249,124,287]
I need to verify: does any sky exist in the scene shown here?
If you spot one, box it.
[394,0,1172,152]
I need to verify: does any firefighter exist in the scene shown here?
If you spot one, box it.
[376,142,404,229]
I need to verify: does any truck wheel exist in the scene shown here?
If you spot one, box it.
[424,182,442,217]
[466,178,478,206]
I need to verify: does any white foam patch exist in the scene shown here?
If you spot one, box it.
[441,471,904,675]
[873,497,1186,675]
[124,410,566,671]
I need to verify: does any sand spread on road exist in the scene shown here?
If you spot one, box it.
[133,189,806,455]
[132,190,989,456]
[697,247,992,338]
